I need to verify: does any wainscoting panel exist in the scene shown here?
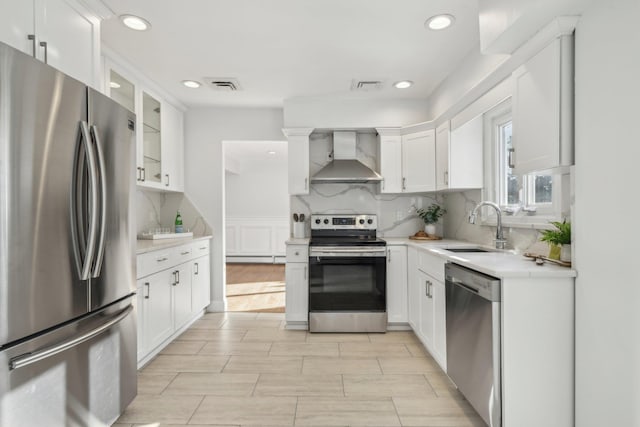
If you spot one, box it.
[226,216,289,261]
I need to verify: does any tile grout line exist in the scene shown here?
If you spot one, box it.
[157,372,179,395]
[389,395,403,427]
[250,373,261,397]
[219,355,232,373]
[293,396,299,427]
[184,394,206,425]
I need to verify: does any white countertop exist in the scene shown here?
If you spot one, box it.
[286,238,310,245]
[384,237,576,279]
[136,235,212,255]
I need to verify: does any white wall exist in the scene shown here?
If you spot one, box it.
[574,1,640,425]
[284,97,430,128]
[184,107,285,311]
[225,145,289,217]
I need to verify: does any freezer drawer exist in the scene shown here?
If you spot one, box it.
[0,297,137,427]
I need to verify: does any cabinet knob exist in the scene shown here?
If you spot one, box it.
[294,251,299,256]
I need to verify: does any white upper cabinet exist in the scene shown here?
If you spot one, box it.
[402,130,436,193]
[0,0,100,86]
[512,35,574,175]
[105,57,185,192]
[377,128,436,194]
[284,128,313,195]
[436,117,484,192]
[377,128,403,193]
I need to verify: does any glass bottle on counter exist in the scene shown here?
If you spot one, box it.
[175,210,183,233]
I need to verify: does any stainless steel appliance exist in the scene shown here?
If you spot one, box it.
[445,263,502,427]
[0,41,136,426]
[308,214,387,332]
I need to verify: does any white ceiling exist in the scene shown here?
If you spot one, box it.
[224,141,287,162]
[100,0,480,108]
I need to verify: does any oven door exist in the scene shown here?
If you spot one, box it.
[308,247,386,312]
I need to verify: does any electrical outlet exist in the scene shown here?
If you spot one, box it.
[326,152,333,161]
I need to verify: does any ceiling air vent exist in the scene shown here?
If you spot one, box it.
[351,79,384,91]
[205,77,242,91]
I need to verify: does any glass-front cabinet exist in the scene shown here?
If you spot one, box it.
[104,58,183,192]
[142,91,162,185]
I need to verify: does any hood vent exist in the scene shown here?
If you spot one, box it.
[205,77,242,91]
[311,131,382,184]
[351,79,384,91]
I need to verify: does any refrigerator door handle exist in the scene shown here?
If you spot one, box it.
[71,121,100,281]
[89,125,107,278]
[8,305,133,371]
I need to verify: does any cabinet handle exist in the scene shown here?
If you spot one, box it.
[402,177,406,190]
[176,270,180,284]
[444,171,449,185]
[165,173,170,187]
[39,41,48,64]
[136,167,141,181]
[304,178,308,190]
[27,34,36,57]
[387,249,391,263]
[181,251,190,255]
[508,148,515,169]
[425,280,429,297]
[156,257,168,262]
[141,167,146,181]
[199,246,207,250]
[194,262,199,275]
[144,282,150,299]
[381,178,385,190]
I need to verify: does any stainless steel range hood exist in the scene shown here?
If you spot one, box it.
[311,131,382,183]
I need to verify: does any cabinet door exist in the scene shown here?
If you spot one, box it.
[142,269,173,353]
[140,90,164,188]
[285,263,308,322]
[402,130,436,193]
[432,279,447,370]
[512,38,561,175]
[449,115,484,189]
[191,255,211,314]
[407,248,420,330]
[379,135,403,193]
[435,122,450,191]
[386,246,408,323]
[418,270,434,348]
[288,136,310,195]
[161,101,184,192]
[37,0,100,86]
[172,264,192,329]
[135,280,146,360]
[0,0,35,55]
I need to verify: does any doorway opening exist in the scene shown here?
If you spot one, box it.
[222,140,288,313]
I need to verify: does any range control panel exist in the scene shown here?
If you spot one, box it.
[310,214,377,230]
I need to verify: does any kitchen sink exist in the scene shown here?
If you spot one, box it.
[446,248,493,253]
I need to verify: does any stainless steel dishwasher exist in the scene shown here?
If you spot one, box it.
[445,263,501,427]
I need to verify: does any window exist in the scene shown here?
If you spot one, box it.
[483,99,568,227]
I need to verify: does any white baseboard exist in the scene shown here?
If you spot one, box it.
[207,300,226,312]
[226,256,286,264]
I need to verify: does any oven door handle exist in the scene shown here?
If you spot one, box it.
[310,249,387,258]
[310,248,386,254]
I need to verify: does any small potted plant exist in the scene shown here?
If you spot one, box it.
[539,219,571,261]
[417,204,446,236]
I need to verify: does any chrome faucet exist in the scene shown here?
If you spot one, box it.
[469,201,507,249]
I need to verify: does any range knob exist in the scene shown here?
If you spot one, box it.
[323,219,329,224]
[315,219,321,224]
[367,219,373,224]
[359,219,365,224]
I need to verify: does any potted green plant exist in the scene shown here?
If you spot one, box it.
[417,204,446,236]
[539,219,571,261]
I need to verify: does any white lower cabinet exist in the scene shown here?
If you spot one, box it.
[386,246,408,324]
[136,238,211,365]
[285,243,309,326]
[407,247,447,370]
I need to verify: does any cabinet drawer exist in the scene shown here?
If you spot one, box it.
[192,240,210,257]
[417,250,445,282]
[286,245,308,262]
[173,244,193,265]
[137,250,173,279]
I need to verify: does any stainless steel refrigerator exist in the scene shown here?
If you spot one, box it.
[0,41,137,426]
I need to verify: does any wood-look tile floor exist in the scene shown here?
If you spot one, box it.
[114,312,486,427]
[225,264,286,313]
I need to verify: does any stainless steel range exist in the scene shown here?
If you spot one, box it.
[308,214,387,333]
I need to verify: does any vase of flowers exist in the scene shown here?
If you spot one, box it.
[539,219,571,261]
[417,204,446,236]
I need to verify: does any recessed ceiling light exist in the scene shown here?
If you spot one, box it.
[120,14,151,31]
[109,81,121,89]
[267,150,276,155]
[394,80,413,89]
[425,14,455,30]
[182,80,201,89]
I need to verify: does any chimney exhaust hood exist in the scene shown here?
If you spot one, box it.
[311,131,383,184]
